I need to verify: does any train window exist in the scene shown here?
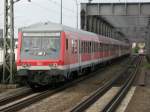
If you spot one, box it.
[88,42,90,53]
[72,39,77,54]
[89,42,91,53]
[91,42,92,53]
[107,44,108,51]
[88,42,89,53]
[79,40,81,53]
[93,42,95,53]
[99,43,101,51]
[85,42,87,53]
[103,44,104,51]
[104,44,106,51]
[95,42,96,52]
[106,44,108,51]
[94,42,95,52]
[101,44,103,52]
[81,41,83,53]
[21,35,61,60]
[97,43,99,52]
[92,42,94,53]
[98,43,100,52]
[85,41,87,53]
[96,42,98,52]
[84,41,85,53]
[83,41,85,53]
[66,38,68,50]
[82,41,85,53]
[96,43,97,52]
[87,42,88,53]
[86,41,88,53]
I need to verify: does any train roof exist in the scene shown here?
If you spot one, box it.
[19,22,129,46]
[20,22,64,32]
[19,22,97,36]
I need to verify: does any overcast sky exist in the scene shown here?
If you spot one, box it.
[0,0,150,37]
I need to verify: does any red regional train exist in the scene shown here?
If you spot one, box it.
[16,22,130,88]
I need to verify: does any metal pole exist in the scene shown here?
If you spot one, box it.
[75,0,78,29]
[60,0,62,24]
[10,0,14,83]
[3,0,31,84]
[3,0,8,83]
[3,0,15,84]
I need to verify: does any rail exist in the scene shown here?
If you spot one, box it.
[102,56,142,112]
[0,64,107,112]
[70,56,140,112]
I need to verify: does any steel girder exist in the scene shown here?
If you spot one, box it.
[3,0,15,84]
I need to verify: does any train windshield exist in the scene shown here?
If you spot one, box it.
[20,32,61,60]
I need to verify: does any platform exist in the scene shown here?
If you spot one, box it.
[0,84,19,89]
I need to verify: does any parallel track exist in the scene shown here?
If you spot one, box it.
[70,56,141,112]
[0,87,32,107]
[102,56,143,112]
[0,61,109,112]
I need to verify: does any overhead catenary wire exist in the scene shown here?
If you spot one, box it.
[31,1,75,20]
[0,0,78,35]
[0,1,76,25]
[47,0,76,13]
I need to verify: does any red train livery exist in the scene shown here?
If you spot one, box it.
[16,22,130,88]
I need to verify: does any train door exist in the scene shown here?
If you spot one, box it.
[77,35,81,71]
[91,41,94,61]
[102,44,105,61]
[79,39,81,69]
[71,38,78,64]
[89,41,92,62]
[65,33,70,70]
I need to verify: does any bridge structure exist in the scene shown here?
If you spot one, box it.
[80,2,150,53]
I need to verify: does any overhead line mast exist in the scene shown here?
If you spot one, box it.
[3,0,31,84]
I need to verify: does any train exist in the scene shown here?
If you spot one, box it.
[16,22,130,88]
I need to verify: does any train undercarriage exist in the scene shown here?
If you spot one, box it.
[17,55,130,89]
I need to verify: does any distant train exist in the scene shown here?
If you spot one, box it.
[16,22,130,88]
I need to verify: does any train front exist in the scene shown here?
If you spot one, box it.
[16,30,65,88]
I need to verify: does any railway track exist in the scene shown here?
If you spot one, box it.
[0,87,32,106]
[0,57,131,112]
[0,60,112,112]
[70,55,142,112]
[102,56,143,112]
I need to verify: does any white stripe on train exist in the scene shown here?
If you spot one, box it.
[17,54,125,71]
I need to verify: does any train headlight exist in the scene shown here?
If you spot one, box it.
[53,63,58,67]
[22,64,31,68]
[38,51,43,56]
[37,51,46,56]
